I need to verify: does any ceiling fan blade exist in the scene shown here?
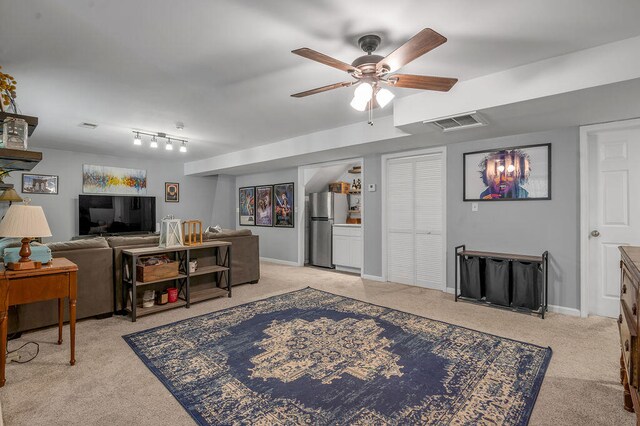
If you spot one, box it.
[388,74,458,92]
[292,48,356,73]
[291,81,354,98]
[377,28,447,73]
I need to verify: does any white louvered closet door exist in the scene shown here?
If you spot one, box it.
[387,153,444,289]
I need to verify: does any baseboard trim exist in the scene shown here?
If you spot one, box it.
[547,304,580,317]
[259,257,299,267]
[444,287,580,317]
[362,274,385,282]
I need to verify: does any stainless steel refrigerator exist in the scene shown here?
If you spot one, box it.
[309,192,348,268]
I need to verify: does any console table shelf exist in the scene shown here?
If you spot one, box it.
[121,241,232,321]
[454,245,549,318]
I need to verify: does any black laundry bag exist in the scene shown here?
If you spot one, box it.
[485,258,510,306]
[512,261,542,310]
[460,256,483,300]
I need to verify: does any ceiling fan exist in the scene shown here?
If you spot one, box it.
[291,28,457,118]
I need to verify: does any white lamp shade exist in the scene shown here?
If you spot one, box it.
[0,205,52,238]
[376,88,395,108]
[350,95,369,111]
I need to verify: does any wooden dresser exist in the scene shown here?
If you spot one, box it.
[619,246,640,420]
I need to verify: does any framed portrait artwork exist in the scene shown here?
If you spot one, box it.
[255,185,273,227]
[463,143,551,201]
[273,182,294,228]
[239,186,256,226]
[22,173,59,195]
[165,182,179,202]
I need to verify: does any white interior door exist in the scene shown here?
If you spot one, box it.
[588,126,640,317]
[386,153,444,290]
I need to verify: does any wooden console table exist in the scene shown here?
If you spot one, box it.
[0,258,78,387]
[121,241,232,321]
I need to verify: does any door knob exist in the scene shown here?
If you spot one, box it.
[591,230,600,237]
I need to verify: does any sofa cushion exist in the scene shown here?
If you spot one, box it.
[203,229,252,241]
[107,235,160,248]
[47,237,109,252]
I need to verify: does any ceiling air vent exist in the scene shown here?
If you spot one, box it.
[78,122,98,129]
[424,112,486,132]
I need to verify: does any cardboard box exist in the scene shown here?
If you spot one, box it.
[329,182,350,194]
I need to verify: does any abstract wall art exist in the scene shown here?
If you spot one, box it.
[82,165,147,195]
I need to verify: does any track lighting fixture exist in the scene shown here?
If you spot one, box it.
[131,131,188,154]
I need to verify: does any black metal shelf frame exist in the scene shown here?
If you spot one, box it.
[454,244,549,319]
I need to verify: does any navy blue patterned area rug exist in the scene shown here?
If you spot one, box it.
[123,287,551,425]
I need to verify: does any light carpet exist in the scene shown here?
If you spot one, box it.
[0,262,633,425]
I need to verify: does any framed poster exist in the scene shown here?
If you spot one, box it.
[273,182,294,228]
[165,182,179,202]
[255,185,273,227]
[463,143,551,201]
[239,186,256,226]
[22,173,58,195]
[82,164,147,195]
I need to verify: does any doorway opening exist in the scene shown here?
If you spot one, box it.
[297,158,364,276]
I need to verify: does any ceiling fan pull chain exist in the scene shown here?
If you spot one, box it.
[368,100,373,126]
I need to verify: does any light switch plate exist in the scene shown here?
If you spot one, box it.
[368,184,376,192]
[472,202,479,212]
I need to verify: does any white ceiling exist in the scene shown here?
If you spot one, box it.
[2,1,640,161]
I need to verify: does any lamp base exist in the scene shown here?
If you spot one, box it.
[6,260,42,271]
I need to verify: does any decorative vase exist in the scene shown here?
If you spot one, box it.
[2,117,28,150]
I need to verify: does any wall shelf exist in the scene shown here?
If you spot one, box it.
[0,112,38,136]
[0,148,42,171]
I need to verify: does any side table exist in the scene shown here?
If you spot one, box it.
[0,258,78,387]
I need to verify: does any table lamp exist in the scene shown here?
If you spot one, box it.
[0,203,52,270]
[0,188,23,205]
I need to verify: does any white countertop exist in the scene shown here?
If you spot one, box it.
[333,223,361,227]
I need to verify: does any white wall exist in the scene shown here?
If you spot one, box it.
[3,147,222,242]
[235,168,298,262]
[446,127,580,309]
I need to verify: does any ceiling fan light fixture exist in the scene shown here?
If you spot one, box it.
[350,96,369,111]
[351,82,374,111]
[376,88,395,108]
[353,82,373,102]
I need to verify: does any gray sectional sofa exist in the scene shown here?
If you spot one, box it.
[7,229,260,334]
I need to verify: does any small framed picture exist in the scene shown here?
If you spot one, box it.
[165,182,179,202]
[239,186,255,226]
[22,173,58,195]
[255,185,273,227]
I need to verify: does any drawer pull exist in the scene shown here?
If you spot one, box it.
[634,304,638,316]
[626,340,630,352]
[619,314,624,324]
[623,284,627,294]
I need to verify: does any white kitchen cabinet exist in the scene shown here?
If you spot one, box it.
[332,225,362,271]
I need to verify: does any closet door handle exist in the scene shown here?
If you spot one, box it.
[623,284,627,294]
[619,314,623,324]
[626,340,630,352]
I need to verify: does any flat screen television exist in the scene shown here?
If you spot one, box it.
[79,194,156,236]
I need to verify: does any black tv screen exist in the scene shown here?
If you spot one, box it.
[79,195,156,235]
